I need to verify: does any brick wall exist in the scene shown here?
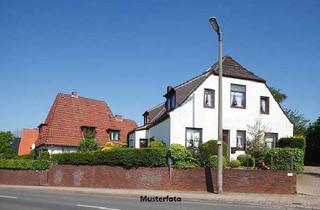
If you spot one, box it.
[0,166,296,194]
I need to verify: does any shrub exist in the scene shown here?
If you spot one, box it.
[237,154,255,167]
[277,137,305,150]
[229,159,241,168]
[52,148,167,168]
[148,140,166,148]
[305,118,320,165]
[265,148,304,174]
[174,161,198,169]
[0,159,50,170]
[39,151,50,159]
[78,138,100,152]
[246,120,270,162]
[208,155,227,168]
[199,140,229,166]
[102,142,114,151]
[167,144,188,162]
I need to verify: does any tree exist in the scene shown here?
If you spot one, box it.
[305,117,320,166]
[0,131,16,159]
[269,87,287,104]
[246,119,270,162]
[285,109,310,136]
[77,129,100,153]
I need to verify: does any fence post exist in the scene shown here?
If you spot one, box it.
[290,155,294,171]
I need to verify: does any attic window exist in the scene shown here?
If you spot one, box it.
[81,127,96,139]
[143,112,149,125]
[260,96,270,114]
[166,92,176,111]
[204,89,215,108]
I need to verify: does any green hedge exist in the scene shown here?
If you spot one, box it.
[237,154,255,168]
[265,148,304,174]
[52,148,167,168]
[0,159,50,170]
[208,155,227,168]
[199,140,229,165]
[229,159,241,168]
[277,137,305,150]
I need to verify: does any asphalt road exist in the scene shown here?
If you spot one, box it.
[0,187,277,210]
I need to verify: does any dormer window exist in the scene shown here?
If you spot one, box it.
[167,93,176,110]
[143,112,149,125]
[81,126,96,139]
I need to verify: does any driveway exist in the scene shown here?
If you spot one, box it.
[297,166,320,195]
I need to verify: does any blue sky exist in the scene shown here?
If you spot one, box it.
[0,0,319,132]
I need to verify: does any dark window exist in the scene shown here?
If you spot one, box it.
[231,84,246,108]
[185,128,202,148]
[265,133,278,148]
[236,130,246,150]
[204,89,215,108]
[166,92,176,111]
[109,130,120,141]
[140,139,149,148]
[223,130,230,145]
[81,127,96,139]
[260,96,270,114]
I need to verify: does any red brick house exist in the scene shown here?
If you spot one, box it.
[35,92,137,154]
[18,128,38,155]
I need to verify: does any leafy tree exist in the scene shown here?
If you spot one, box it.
[77,129,100,153]
[269,87,287,104]
[0,131,16,159]
[305,117,320,165]
[285,109,310,136]
[246,119,270,162]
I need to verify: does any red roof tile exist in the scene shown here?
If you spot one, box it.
[35,93,137,147]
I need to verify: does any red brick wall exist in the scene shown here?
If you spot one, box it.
[0,166,296,194]
[0,169,47,186]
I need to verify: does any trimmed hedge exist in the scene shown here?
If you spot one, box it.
[199,140,229,165]
[237,154,255,168]
[52,148,167,168]
[229,159,241,168]
[277,137,305,150]
[265,148,304,174]
[208,155,227,168]
[0,159,51,170]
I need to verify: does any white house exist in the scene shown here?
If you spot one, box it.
[128,56,293,159]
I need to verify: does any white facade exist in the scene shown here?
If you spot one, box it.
[36,145,77,154]
[130,74,293,159]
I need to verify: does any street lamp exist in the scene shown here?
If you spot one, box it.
[209,16,223,194]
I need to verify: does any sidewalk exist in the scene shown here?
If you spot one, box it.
[1,185,320,209]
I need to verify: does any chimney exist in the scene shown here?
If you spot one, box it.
[71,91,78,98]
[167,86,173,93]
[115,115,123,121]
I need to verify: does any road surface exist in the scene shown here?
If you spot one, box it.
[0,186,278,210]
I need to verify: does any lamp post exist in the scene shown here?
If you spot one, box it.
[209,16,223,194]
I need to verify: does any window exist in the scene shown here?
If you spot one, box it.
[166,91,176,111]
[231,84,246,108]
[109,130,120,141]
[260,96,270,114]
[204,89,215,108]
[143,112,149,124]
[128,139,135,148]
[81,126,96,138]
[140,139,149,148]
[185,128,202,147]
[236,130,246,150]
[223,130,230,145]
[265,133,278,148]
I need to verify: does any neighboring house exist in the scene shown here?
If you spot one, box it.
[18,128,38,155]
[35,92,137,154]
[128,56,293,159]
